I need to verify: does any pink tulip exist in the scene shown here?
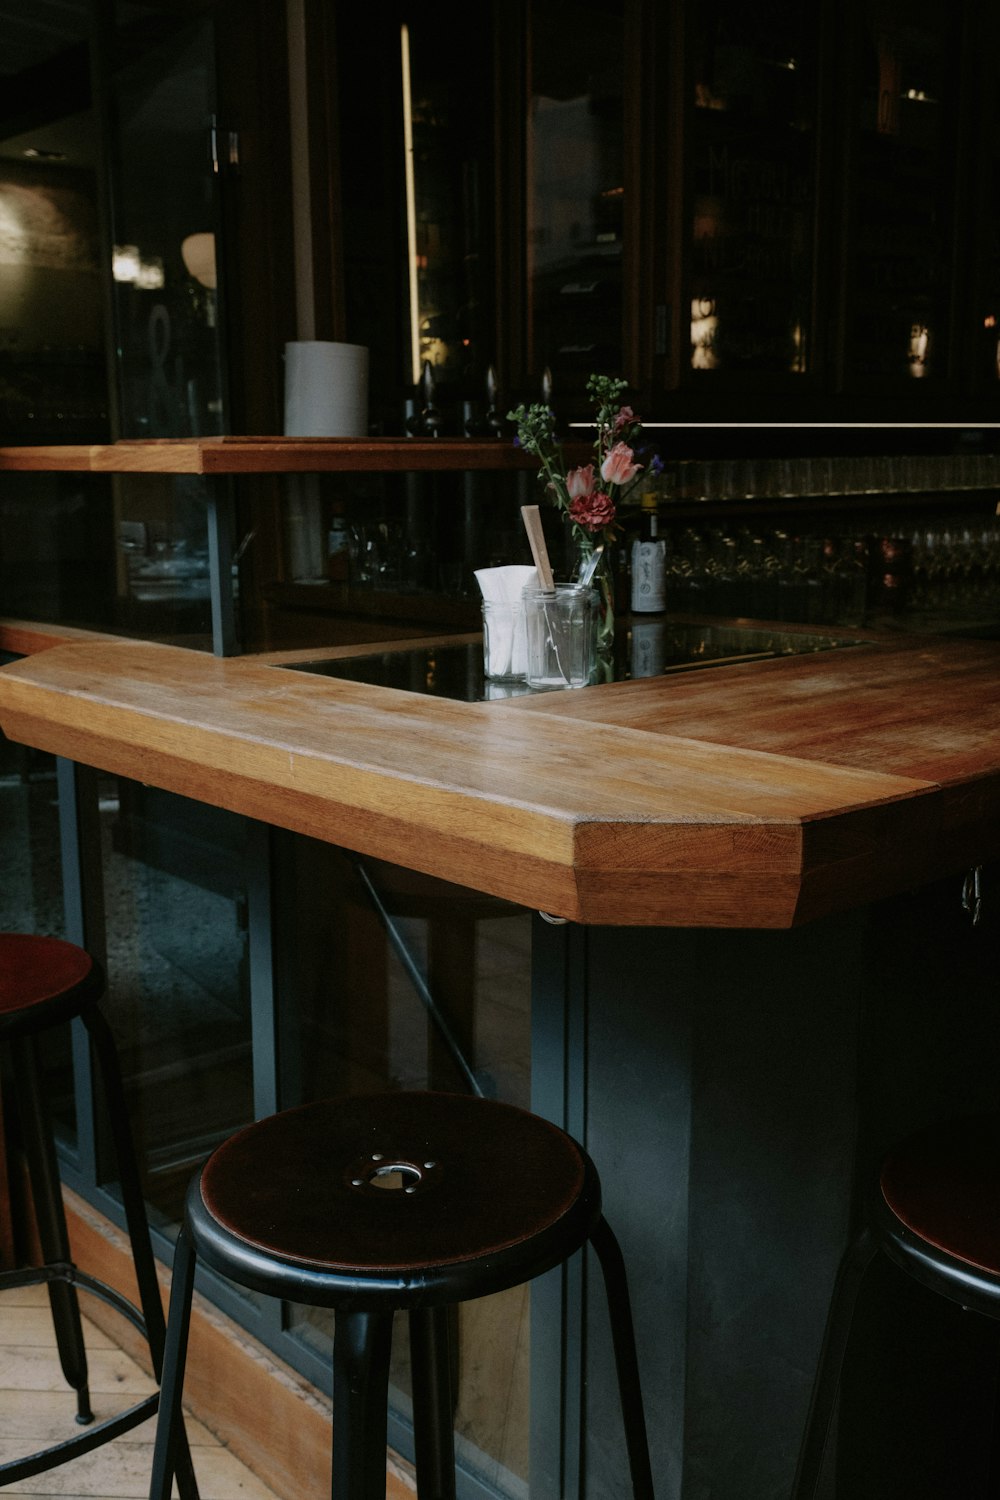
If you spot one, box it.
[601,441,641,487]
[565,463,596,499]
[613,406,635,435]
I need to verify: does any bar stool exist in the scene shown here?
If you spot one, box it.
[149,1089,655,1500]
[793,1112,1000,1496]
[0,932,197,1495]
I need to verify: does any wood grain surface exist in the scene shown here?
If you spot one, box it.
[0,438,588,475]
[2,633,993,927]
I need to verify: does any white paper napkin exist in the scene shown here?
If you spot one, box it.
[474,564,538,602]
[475,565,537,678]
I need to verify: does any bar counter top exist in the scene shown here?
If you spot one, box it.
[0,628,996,927]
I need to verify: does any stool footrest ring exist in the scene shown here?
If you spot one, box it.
[0,1260,161,1487]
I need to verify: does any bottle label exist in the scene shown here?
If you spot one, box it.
[631,539,667,611]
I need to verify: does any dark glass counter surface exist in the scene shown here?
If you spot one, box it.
[280,620,865,702]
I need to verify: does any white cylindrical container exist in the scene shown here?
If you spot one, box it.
[283,341,370,437]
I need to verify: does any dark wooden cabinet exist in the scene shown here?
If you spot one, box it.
[4,0,996,443]
[645,0,1000,420]
[486,0,1000,423]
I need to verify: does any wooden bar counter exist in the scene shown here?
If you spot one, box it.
[4,440,1000,1497]
[0,630,996,928]
[2,618,1000,1498]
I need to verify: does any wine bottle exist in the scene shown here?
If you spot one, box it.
[630,497,667,613]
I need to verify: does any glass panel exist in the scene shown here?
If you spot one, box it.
[110,10,226,437]
[275,838,532,1496]
[0,470,214,646]
[688,0,820,376]
[402,12,495,390]
[975,23,1000,389]
[0,718,73,1143]
[0,4,107,443]
[246,467,531,655]
[97,776,252,1226]
[114,474,215,644]
[0,720,65,943]
[843,0,954,383]
[528,0,625,391]
[0,152,107,442]
[336,2,496,428]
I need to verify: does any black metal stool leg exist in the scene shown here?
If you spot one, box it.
[589,1216,655,1500]
[331,1309,394,1500]
[149,1223,199,1500]
[409,1305,457,1500]
[84,1008,200,1500]
[790,1227,878,1500]
[11,1033,93,1425]
[83,1010,165,1356]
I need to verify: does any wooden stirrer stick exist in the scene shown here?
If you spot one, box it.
[520,505,555,592]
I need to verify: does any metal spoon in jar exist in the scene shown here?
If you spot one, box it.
[578,542,605,589]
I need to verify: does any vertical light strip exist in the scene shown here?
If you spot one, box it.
[400,23,421,386]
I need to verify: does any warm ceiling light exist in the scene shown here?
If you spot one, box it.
[135,257,164,290]
[181,232,217,289]
[112,244,141,283]
[23,147,67,161]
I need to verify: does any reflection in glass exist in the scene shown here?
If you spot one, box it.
[689,0,819,374]
[0,152,107,442]
[528,0,625,389]
[398,11,495,389]
[0,726,73,1142]
[98,778,252,1228]
[110,15,227,437]
[846,0,951,381]
[0,471,215,646]
[0,473,117,631]
[114,474,214,644]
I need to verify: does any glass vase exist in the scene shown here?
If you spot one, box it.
[574,537,616,654]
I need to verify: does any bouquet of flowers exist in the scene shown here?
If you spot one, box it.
[507,374,655,647]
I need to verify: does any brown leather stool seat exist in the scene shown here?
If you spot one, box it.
[793,1113,1000,1496]
[0,933,197,1495]
[149,1090,654,1500]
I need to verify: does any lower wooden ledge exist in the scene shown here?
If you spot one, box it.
[64,1188,416,1499]
[0,618,127,656]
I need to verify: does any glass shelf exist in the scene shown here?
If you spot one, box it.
[279,619,864,704]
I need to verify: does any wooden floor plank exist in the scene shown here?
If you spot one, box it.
[0,1309,116,1350]
[0,1310,278,1500]
[0,1347,156,1395]
[0,1439,277,1498]
[0,1393,218,1446]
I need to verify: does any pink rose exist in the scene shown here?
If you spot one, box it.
[601,441,641,487]
[565,463,596,499]
[569,490,616,533]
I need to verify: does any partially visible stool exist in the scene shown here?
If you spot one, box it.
[0,933,197,1495]
[792,1112,1000,1496]
[149,1090,655,1500]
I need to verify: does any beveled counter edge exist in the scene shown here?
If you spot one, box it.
[0,634,955,929]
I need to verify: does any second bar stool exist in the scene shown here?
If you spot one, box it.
[149,1089,655,1500]
[0,932,197,1495]
[792,1111,1000,1496]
